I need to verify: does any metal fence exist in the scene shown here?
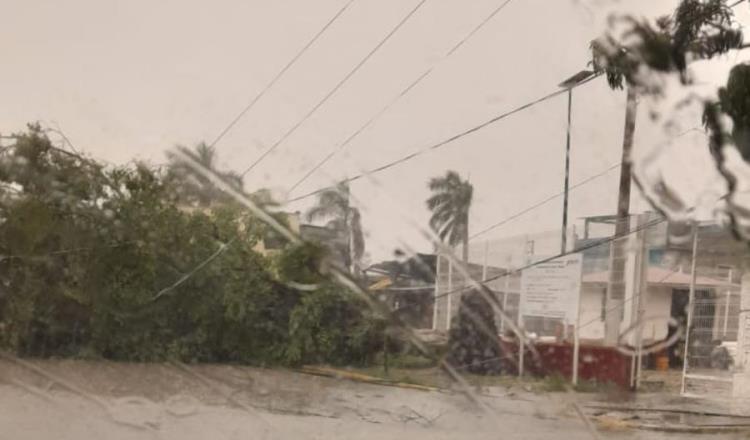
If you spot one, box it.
[432,212,748,398]
[681,228,744,399]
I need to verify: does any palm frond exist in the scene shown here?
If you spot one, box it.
[425,170,473,254]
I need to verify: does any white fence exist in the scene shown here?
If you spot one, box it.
[433,214,747,396]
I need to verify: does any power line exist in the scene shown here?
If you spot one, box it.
[152,238,236,301]
[469,163,621,240]
[443,185,728,304]
[208,0,358,149]
[432,214,667,303]
[466,125,705,241]
[239,0,431,177]
[729,0,746,8]
[287,0,518,193]
[287,73,601,203]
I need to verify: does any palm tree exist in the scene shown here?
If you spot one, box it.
[166,142,244,208]
[306,182,365,274]
[712,64,750,161]
[426,171,473,265]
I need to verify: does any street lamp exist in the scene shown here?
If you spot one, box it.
[557,70,594,254]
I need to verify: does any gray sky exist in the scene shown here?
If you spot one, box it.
[2,0,749,262]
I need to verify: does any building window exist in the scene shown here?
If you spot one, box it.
[649,249,664,266]
[716,265,734,282]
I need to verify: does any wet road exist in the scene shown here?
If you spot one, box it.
[0,359,747,440]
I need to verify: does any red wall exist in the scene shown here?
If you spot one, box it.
[499,341,632,388]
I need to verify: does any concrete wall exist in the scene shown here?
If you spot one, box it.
[578,284,605,341]
[639,286,672,342]
[578,284,672,343]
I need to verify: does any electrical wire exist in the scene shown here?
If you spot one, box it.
[287,0,518,193]
[239,0,431,177]
[431,214,667,303]
[469,163,620,240]
[208,0,358,149]
[288,73,601,202]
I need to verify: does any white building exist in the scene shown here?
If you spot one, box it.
[433,213,750,399]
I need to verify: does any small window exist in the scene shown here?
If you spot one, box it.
[716,265,734,282]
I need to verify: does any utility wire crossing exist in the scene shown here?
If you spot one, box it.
[432,214,667,303]
[208,0,358,150]
[469,163,620,240]
[288,73,601,203]
[240,0,431,177]
[287,0,518,193]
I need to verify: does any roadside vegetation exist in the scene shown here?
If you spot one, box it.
[0,126,384,367]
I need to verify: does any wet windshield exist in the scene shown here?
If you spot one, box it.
[4,0,750,439]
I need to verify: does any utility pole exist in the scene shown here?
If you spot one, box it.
[604,87,638,346]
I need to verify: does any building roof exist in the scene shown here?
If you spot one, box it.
[366,253,437,284]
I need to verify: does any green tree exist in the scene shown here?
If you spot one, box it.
[306,182,365,275]
[0,125,110,356]
[277,241,384,366]
[447,288,503,375]
[284,283,383,366]
[590,0,743,91]
[426,171,473,264]
[0,126,384,368]
[590,0,750,233]
[709,64,750,161]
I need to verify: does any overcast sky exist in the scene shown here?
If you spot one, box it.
[2,0,749,262]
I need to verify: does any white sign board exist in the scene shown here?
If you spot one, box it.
[520,254,582,322]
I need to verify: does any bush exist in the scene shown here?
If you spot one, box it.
[0,128,384,368]
[284,283,384,366]
[446,289,504,375]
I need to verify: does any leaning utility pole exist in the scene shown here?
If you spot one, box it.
[604,87,638,346]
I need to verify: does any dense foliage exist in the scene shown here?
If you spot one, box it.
[306,182,365,274]
[0,126,383,366]
[591,0,744,91]
[590,0,750,236]
[426,170,473,263]
[447,289,503,375]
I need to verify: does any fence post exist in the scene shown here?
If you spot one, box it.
[519,327,525,378]
[446,258,454,331]
[681,223,699,395]
[573,306,581,386]
[724,288,731,337]
[519,243,533,378]
[572,252,584,386]
[501,256,511,334]
[432,255,441,330]
[634,215,649,390]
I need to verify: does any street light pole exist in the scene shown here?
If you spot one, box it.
[561,88,573,254]
[558,70,594,253]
